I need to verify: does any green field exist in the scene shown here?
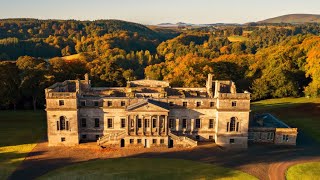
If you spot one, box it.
[227,35,249,42]
[252,97,320,143]
[286,161,320,180]
[39,158,257,180]
[0,111,46,179]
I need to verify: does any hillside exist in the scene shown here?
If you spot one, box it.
[258,14,320,24]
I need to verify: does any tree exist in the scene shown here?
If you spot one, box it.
[16,56,53,111]
[0,61,20,110]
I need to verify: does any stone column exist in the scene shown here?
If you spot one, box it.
[127,115,130,135]
[149,115,152,135]
[175,118,179,132]
[191,119,194,133]
[142,115,144,135]
[157,115,160,136]
[165,115,168,135]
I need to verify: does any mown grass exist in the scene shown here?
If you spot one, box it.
[286,161,320,180]
[227,35,249,42]
[39,158,257,180]
[252,97,320,143]
[0,110,46,179]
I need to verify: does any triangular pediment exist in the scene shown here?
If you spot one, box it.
[126,99,169,112]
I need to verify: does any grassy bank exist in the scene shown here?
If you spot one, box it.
[39,158,257,180]
[0,111,46,179]
[286,161,320,180]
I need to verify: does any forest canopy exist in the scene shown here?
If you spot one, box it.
[1,18,320,110]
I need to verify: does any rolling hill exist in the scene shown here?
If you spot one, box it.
[258,14,320,24]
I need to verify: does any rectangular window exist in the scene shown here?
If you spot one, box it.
[209,135,213,140]
[283,135,289,142]
[196,135,200,140]
[169,101,174,106]
[107,118,113,128]
[169,119,174,128]
[130,139,134,144]
[195,119,201,128]
[152,119,157,128]
[82,134,87,139]
[61,137,65,142]
[153,139,157,144]
[183,102,187,107]
[94,101,99,107]
[209,119,214,129]
[160,139,164,144]
[196,102,201,107]
[121,118,126,128]
[145,119,150,128]
[182,119,187,128]
[66,121,69,130]
[138,119,142,128]
[230,138,235,144]
[137,139,142,144]
[232,101,237,107]
[96,135,100,140]
[81,118,87,128]
[121,101,126,107]
[107,101,112,107]
[94,118,100,128]
[59,100,64,106]
[80,101,86,106]
[210,102,215,107]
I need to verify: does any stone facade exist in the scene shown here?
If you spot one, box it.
[45,74,252,148]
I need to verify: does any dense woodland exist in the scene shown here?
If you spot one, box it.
[1,18,320,110]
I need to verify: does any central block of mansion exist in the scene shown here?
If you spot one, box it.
[45,74,295,148]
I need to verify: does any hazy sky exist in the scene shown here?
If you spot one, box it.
[1,0,320,24]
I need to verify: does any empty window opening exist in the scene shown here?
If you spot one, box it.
[209,119,214,129]
[195,119,201,128]
[183,102,187,107]
[59,100,64,106]
[107,118,113,128]
[94,118,100,128]
[121,118,126,128]
[232,101,237,107]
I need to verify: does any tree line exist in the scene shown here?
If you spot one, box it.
[1,19,320,110]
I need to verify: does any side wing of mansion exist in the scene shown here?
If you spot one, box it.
[45,74,297,148]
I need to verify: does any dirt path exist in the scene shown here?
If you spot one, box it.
[8,142,320,180]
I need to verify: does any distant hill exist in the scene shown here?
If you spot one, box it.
[258,14,320,24]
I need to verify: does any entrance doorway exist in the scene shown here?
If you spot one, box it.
[120,139,125,147]
[168,139,174,148]
[145,139,150,148]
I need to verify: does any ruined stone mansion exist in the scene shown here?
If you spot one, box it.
[45,74,297,148]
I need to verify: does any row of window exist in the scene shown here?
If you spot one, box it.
[129,138,165,144]
[59,100,238,108]
[170,101,215,107]
[80,118,215,129]
[248,132,274,140]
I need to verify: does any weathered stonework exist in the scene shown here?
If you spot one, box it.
[45,74,296,148]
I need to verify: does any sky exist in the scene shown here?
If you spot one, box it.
[1,0,320,25]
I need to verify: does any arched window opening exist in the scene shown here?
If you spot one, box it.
[230,117,236,132]
[58,116,69,130]
[60,116,66,130]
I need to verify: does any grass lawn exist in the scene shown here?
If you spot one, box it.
[39,158,257,180]
[227,35,249,42]
[252,97,320,143]
[0,110,46,179]
[286,161,320,180]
